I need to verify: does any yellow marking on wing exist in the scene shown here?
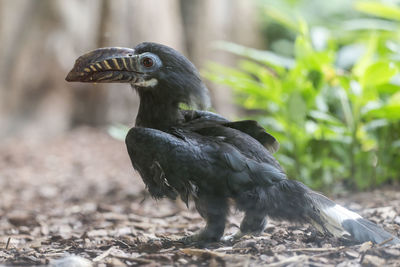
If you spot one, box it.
[122,58,129,70]
[84,67,91,72]
[95,63,102,70]
[112,58,121,70]
[90,65,97,71]
[103,60,112,70]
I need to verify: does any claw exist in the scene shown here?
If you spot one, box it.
[221,231,245,244]
[178,234,200,245]
[178,233,221,248]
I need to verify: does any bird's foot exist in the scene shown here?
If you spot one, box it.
[221,231,245,244]
[178,234,200,245]
[178,232,221,248]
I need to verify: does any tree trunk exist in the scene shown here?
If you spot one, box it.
[0,0,261,138]
[180,0,262,119]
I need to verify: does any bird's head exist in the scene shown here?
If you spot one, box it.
[66,42,210,110]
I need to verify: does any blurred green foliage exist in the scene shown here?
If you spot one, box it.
[206,0,400,191]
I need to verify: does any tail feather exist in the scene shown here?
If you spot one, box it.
[310,191,400,245]
[264,180,400,245]
[342,217,399,244]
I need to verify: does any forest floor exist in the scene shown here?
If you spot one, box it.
[0,127,399,267]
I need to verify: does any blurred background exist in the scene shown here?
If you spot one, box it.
[0,0,399,191]
[0,0,261,137]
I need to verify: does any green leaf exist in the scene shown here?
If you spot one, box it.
[288,92,307,125]
[365,105,400,120]
[376,83,400,94]
[362,61,398,87]
[295,35,313,61]
[389,91,400,105]
[337,88,354,128]
[355,1,400,21]
[342,18,399,31]
[309,110,343,125]
[363,119,389,131]
[353,34,378,77]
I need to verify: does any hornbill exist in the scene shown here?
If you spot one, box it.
[66,42,400,246]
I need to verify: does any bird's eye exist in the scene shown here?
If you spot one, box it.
[142,57,154,68]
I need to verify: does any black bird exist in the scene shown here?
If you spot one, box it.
[66,42,400,245]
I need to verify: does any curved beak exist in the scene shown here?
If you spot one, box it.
[65,47,141,83]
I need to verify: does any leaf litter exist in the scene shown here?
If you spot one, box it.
[0,127,399,266]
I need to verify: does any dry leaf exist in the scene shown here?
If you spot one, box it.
[359,241,373,253]
[362,255,385,266]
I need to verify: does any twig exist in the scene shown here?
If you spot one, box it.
[287,246,345,253]
[378,237,393,247]
[93,246,115,262]
[113,239,131,249]
[214,247,251,253]
[312,248,349,258]
[5,237,11,249]
[113,255,154,264]
[180,248,225,258]
[358,241,373,264]
[359,252,367,264]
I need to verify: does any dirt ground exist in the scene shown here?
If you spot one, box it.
[1,127,399,266]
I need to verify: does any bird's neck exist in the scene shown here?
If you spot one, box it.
[135,90,183,129]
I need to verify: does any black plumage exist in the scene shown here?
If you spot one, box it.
[66,42,400,245]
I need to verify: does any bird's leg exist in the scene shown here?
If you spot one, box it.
[240,209,268,234]
[223,210,268,243]
[180,195,228,246]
